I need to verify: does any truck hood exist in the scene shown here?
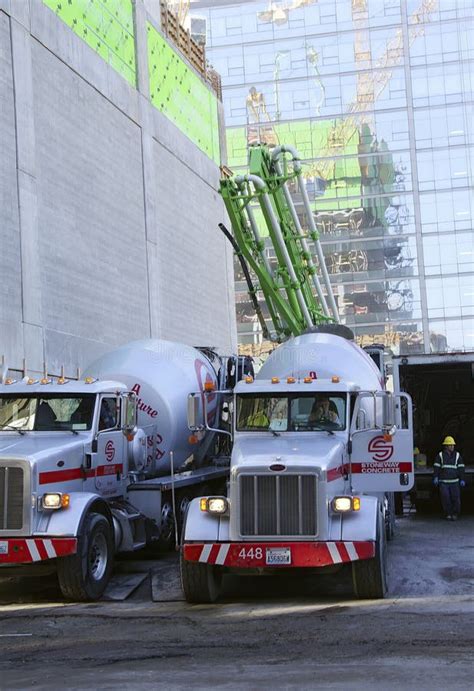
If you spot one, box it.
[0,433,87,465]
[232,434,346,474]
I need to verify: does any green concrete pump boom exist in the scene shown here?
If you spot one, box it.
[220,144,340,340]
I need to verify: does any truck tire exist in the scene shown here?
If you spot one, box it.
[352,515,387,600]
[57,513,114,601]
[180,548,222,603]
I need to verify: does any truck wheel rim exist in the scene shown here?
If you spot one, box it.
[89,533,108,581]
[179,496,190,522]
[161,503,174,542]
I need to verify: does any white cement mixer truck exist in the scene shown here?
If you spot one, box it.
[181,328,414,601]
[0,340,239,600]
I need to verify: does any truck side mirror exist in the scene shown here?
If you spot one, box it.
[383,394,396,434]
[356,409,366,430]
[187,394,203,431]
[122,392,138,438]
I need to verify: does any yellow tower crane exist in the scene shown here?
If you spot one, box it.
[310,0,437,181]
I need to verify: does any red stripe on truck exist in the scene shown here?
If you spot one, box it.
[351,462,413,474]
[327,464,350,481]
[39,464,123,485]
[327,462,412,481]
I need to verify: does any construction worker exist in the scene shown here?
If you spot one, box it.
[433,436,465,520]
[244,407,270,429]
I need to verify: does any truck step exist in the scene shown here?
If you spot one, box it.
[124,512,142,521]
[132,541,147,551]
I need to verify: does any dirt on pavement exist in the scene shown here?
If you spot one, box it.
[0,512,473,690]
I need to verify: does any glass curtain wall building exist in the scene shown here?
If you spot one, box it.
[190,0,473,355]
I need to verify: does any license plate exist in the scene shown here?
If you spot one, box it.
[417,490,431,499]
[0,542,8,555]
[266,547,291,565]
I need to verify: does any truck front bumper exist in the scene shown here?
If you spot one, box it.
[183,541,375,569]
[0,538,77,565]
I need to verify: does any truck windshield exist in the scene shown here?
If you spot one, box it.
[236,393,346,432]
[0,394,96,432]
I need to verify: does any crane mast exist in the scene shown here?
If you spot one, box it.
[220,144,340,342]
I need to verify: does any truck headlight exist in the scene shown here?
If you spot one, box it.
[41,493,70,510]
[332,496,361,513]
[200,496,229,515]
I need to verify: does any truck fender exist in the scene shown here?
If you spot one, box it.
[38,493,113,538]
[341,495,380,542]
[182,498,220,543]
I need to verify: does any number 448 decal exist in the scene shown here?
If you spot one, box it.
[238,547,263,560]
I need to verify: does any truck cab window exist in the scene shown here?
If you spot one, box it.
[0,394,96,432]
[99,397,119,431]
[0,396,35,431]
[236,393,346,432]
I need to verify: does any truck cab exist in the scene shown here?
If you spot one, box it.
[0,377,139,599]
[181,370,414,603]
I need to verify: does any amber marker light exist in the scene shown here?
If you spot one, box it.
[287,377,296,384]
[332,376,340,383]
[61,493,70,509]
[245,376,253,384]
[204,381,215,392]
[303,377,313,383]
[271,377,280,384]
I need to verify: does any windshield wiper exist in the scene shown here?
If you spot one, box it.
[311,425,335,436]
[0,424,26,435]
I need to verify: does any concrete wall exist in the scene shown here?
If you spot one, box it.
[0,0,236,377]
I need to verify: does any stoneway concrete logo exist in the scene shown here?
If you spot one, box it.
[368,435,393,462]
[105,440,115,462]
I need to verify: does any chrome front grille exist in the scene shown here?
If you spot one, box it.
[239,474,317,537]
[0,465,25,531]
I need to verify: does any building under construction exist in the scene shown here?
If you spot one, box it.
[191,0,473,357]
[0,0,236,377]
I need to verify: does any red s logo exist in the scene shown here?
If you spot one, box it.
[105,440,115,462]
[368,435,393,462]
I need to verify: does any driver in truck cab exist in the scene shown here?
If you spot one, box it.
[99,398,117,430]
[308,395,341,426]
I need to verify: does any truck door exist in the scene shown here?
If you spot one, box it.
[94,395,124,497]
[349,392,414,493]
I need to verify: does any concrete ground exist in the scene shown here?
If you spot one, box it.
[0,511,473,690]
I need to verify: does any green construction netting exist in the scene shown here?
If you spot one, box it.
[226,119,360,170]
[226,118,395,230]
[147,22,220,164]
[43,0,136,86]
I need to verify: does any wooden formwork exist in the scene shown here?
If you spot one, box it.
[159,1,222,100]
